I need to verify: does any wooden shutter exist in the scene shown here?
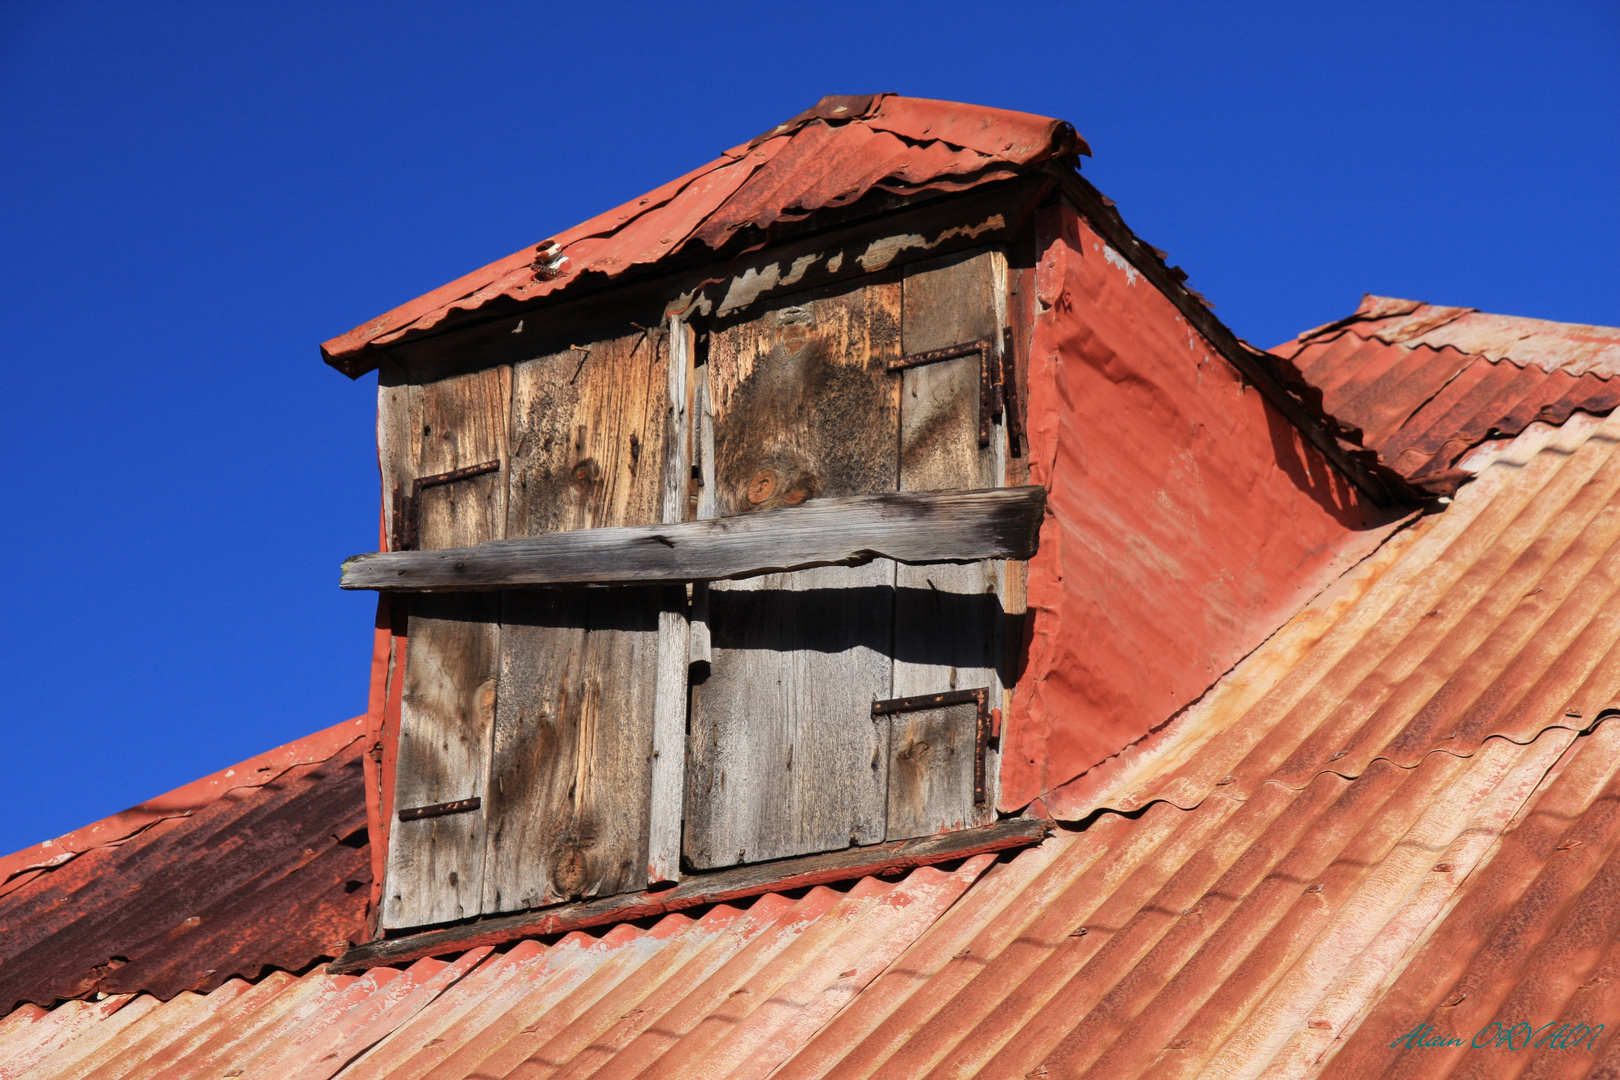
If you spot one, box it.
[379,324,691,929]
[684,277,904,869]
[380,365,511,930]
[482,327,685,912]
[683,250,1009,869]
[887,251,1006,839]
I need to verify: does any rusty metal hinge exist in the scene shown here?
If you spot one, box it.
[872,687,993,804]
[392,460,501,551]
[397,796,481,822]
[888,339,1003,448]
[1001,327,1023,458]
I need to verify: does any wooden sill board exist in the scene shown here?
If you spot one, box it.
[329,817,1050,974]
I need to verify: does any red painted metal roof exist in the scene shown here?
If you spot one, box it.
[0,717,373,1012]
[12,411,1620,1076]
[1273,295,1620,496]
[320,94,1086,377]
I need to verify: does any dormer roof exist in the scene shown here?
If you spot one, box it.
[321,94,1086,377]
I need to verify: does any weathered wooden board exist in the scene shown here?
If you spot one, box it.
[886,701,980,840]
[481,329,673,914]
[891,249,1006,832]
[648,319,694,884]
[382,365,511,930]
[483,586,662,910]
[340,486,1044,590]
[383,592,501,930]
[685,277,903,870]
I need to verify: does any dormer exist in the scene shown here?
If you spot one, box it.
[327,95,1405,940]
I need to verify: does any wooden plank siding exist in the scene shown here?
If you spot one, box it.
[482,328,676,912]
[374,245,1023,928]
[889,249,1007,837]
[684,277,904,870]
[382,365,511,930]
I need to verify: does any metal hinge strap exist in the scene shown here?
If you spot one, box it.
[887,339,999,448]
[392,459,501,551]
[397,796,481,822]
[872,686,993,805]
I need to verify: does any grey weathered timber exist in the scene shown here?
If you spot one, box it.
[341,486,1043,591]
[331,817,1051,975]
[648,317,694,884]
[483,587,661,911]
[480,330,671,915]
[381,365,511,930]
[889,249,1006,835]
[885,702,981,840]
[383,592,501,931]
[687,369,715,667]
[686,278,903,870]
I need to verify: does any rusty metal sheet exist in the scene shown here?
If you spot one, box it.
[0,859,992,1079]
[998,201,1406,813]
[0,721,373,1012]
[320,95,1086,377]
[11,414,1620,1077]
[1273,295,1620,496]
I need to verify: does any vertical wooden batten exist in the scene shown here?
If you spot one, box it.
[684,279,904,869]
[648,317,694,883]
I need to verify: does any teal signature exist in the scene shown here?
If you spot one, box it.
[1391,1021,1604,1051]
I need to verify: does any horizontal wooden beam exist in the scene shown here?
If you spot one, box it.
[329,817,1051,974]
[341,485,1046,592]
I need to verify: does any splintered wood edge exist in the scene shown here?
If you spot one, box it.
[329,817,1051,974]
[340,485,1046,591]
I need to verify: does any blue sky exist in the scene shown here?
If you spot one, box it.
[1,2,1615,855]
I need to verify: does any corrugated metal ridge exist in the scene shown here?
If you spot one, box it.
[1285,293,1620,378]
[0,741,373,1011]
[320,95,1085,376]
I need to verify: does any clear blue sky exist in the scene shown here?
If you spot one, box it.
[1,2,1615,856]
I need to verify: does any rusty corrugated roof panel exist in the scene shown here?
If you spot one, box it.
[0,859,992,1080]
[0,718,373,1012]
[12,410,1620,1077]
[757,414,1620,1078]
[320,94,1086,377]
[1272,295,1620,495]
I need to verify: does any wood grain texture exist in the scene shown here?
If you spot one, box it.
[481,329,672,914]
[483,587,661,911]
[382,365,511,930]
[688,368,716,667]
[332,817,1050,974]
[886,701,980,840]
[505,330,667,536]
[375,358,417,553]
[892,249,1005,831]
[648,318,694,884]
[340,487,1044,590]
[686,278,903,870]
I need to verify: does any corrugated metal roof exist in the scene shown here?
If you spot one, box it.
[320,94,1087,376]
[1273,295,1620,495]
[0,859,991,1080]
[12,410,1620,1077]
[0,718,373,1012]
